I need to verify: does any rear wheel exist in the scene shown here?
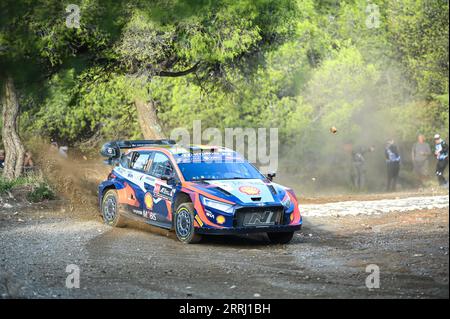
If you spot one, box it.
[267,231,294,244]
[101,189,127,227]
[174,203,202,244]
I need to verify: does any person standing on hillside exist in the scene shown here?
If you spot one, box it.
[23,151,34,173]
[0,150,5,170]
[411,134,431,181]
[385,139,401,192]
[433,134,449,187]
[351,145,375,191]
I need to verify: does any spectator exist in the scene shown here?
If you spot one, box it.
[50,139,68,159]
[434,134,449,187]
[50,140,59,153]
[23,151,34,173]
[351,145,375,191]
[385,139,401,191]
[411,134,431,181]
[59,145,69,158]
[0,149,5,170]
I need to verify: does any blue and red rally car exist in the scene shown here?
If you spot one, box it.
[98,140,302,244]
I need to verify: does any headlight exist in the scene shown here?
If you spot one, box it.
[201,197,234,213]
[281,193,291,209]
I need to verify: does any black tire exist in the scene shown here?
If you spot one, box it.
[101,189,127,227]
[267,231,294,244]
[174,202,202,244]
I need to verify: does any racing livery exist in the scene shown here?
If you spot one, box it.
[98,140,302,244]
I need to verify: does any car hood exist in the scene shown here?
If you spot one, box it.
[190,178,284,205]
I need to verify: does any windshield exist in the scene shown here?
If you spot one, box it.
[178,161,265,181]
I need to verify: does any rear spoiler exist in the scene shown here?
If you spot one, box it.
[100,139,176,165]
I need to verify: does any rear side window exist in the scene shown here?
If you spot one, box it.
[120,153,132,168]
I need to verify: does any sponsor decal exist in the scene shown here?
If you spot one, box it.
[154,183,174,201]
[144,210,157,221]
[211,181,234,192]
[144,176,155,183]
[205,210,214,219]
[144,192,153,209]
[133,208,157,221]
[194,214,204,227]
[132,209,144,216]
[239,185,261,196]
[216,215,226,225]
[176,152,243,164]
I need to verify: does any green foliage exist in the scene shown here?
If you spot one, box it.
[0,173,55,203]
[0,177,22,194]
[22,70,143,143]
[306,47,380,130]
[27,182,56,202]
[386,0,449,97]
[2,0,449,192]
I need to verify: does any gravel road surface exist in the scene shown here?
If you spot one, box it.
[1,195,448,299]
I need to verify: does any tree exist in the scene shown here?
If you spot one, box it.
[387,0,449,98]
[1,76,25,180]
[4,0,300,148]
[1,1,67,178]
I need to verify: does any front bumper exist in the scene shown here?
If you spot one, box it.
[195,224,301,235]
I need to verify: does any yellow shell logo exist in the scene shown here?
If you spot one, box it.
[216,215,226,225]
[239,186,260,196]
[144,192,153,209]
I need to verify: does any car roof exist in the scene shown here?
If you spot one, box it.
[127,144,237,156]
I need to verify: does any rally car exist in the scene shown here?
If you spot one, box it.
[98,140,302,244]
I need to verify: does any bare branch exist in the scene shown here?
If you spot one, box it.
[156,62,200,77]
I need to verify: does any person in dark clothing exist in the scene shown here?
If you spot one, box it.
[351,146,375,190]
[385,139,401,191]
[433,134,449,187]
[0,149,5,170]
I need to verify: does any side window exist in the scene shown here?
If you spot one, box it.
[149,152,174,178]
[120,153,130,168]
[131,152,152,172]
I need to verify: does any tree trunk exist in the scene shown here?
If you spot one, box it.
[134,99,165,139]
[1,76,25,181]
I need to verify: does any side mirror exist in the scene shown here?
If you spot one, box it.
[161,174,177,186]
[267,172,276,181]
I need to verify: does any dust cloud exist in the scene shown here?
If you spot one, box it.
[28,138,109,215]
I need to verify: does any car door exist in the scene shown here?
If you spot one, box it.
[113,151,143,211]
[148,152,177,226]
[126,151,155,218]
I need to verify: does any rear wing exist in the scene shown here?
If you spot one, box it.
[100,139,176,165]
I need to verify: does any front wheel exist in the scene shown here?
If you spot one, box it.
[174,203,202,244]
[101,189,127,227]
[267,231,294,244]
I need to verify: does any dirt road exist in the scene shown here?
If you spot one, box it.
[0,195,448,299]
